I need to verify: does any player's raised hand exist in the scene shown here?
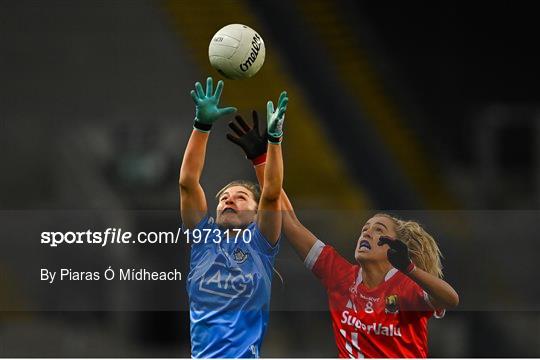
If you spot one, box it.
[226,111,268,164]
[378,236,416,274]
[266,91,288,144]
[190,77,237,132]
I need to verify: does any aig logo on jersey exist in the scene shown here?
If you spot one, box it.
[385,295,399,314]
[199,262,255,298]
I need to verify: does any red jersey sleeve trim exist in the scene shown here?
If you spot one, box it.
[423,290,446,318]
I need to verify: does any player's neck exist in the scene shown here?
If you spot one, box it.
[361,262,393,289]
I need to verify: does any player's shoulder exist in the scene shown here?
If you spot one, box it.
[384,268,424,296]
[245,221,280,256]
[323,244,355,266]
[189,215,218,231]
[305,241,349,269]
[309,242,358,282]
[383,268,410,285]
[246,221,259,232]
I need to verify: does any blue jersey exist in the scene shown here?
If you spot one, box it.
[186,215,279,358]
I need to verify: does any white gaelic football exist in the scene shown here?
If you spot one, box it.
[208,24,265,80]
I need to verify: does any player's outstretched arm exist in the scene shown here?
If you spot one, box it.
[271,181,318,260]
[254,92,288,245]
[378,237,460,309]
[179,77,237,229]
[226,109,317,256]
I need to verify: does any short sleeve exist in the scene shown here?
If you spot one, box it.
[183,215,217,248]
[305,242,355,290]
[401,279,445,318]
[246,222,280,257]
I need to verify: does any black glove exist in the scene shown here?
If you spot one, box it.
[226,111,268,164]
[377,236,415,274]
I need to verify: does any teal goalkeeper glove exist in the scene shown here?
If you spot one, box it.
[190,77,237,132]
[266,91,288,144]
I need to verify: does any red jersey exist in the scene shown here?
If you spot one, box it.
[305,241,444,358]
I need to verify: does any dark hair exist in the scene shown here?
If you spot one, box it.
[215,180,261,204]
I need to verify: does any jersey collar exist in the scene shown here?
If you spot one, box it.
[356,267,399,286]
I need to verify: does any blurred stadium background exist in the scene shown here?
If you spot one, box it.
[1,0,539,357]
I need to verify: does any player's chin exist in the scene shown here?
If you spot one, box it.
[216,217,248,230]
[354,248,375,262]
[354,249,371,263]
